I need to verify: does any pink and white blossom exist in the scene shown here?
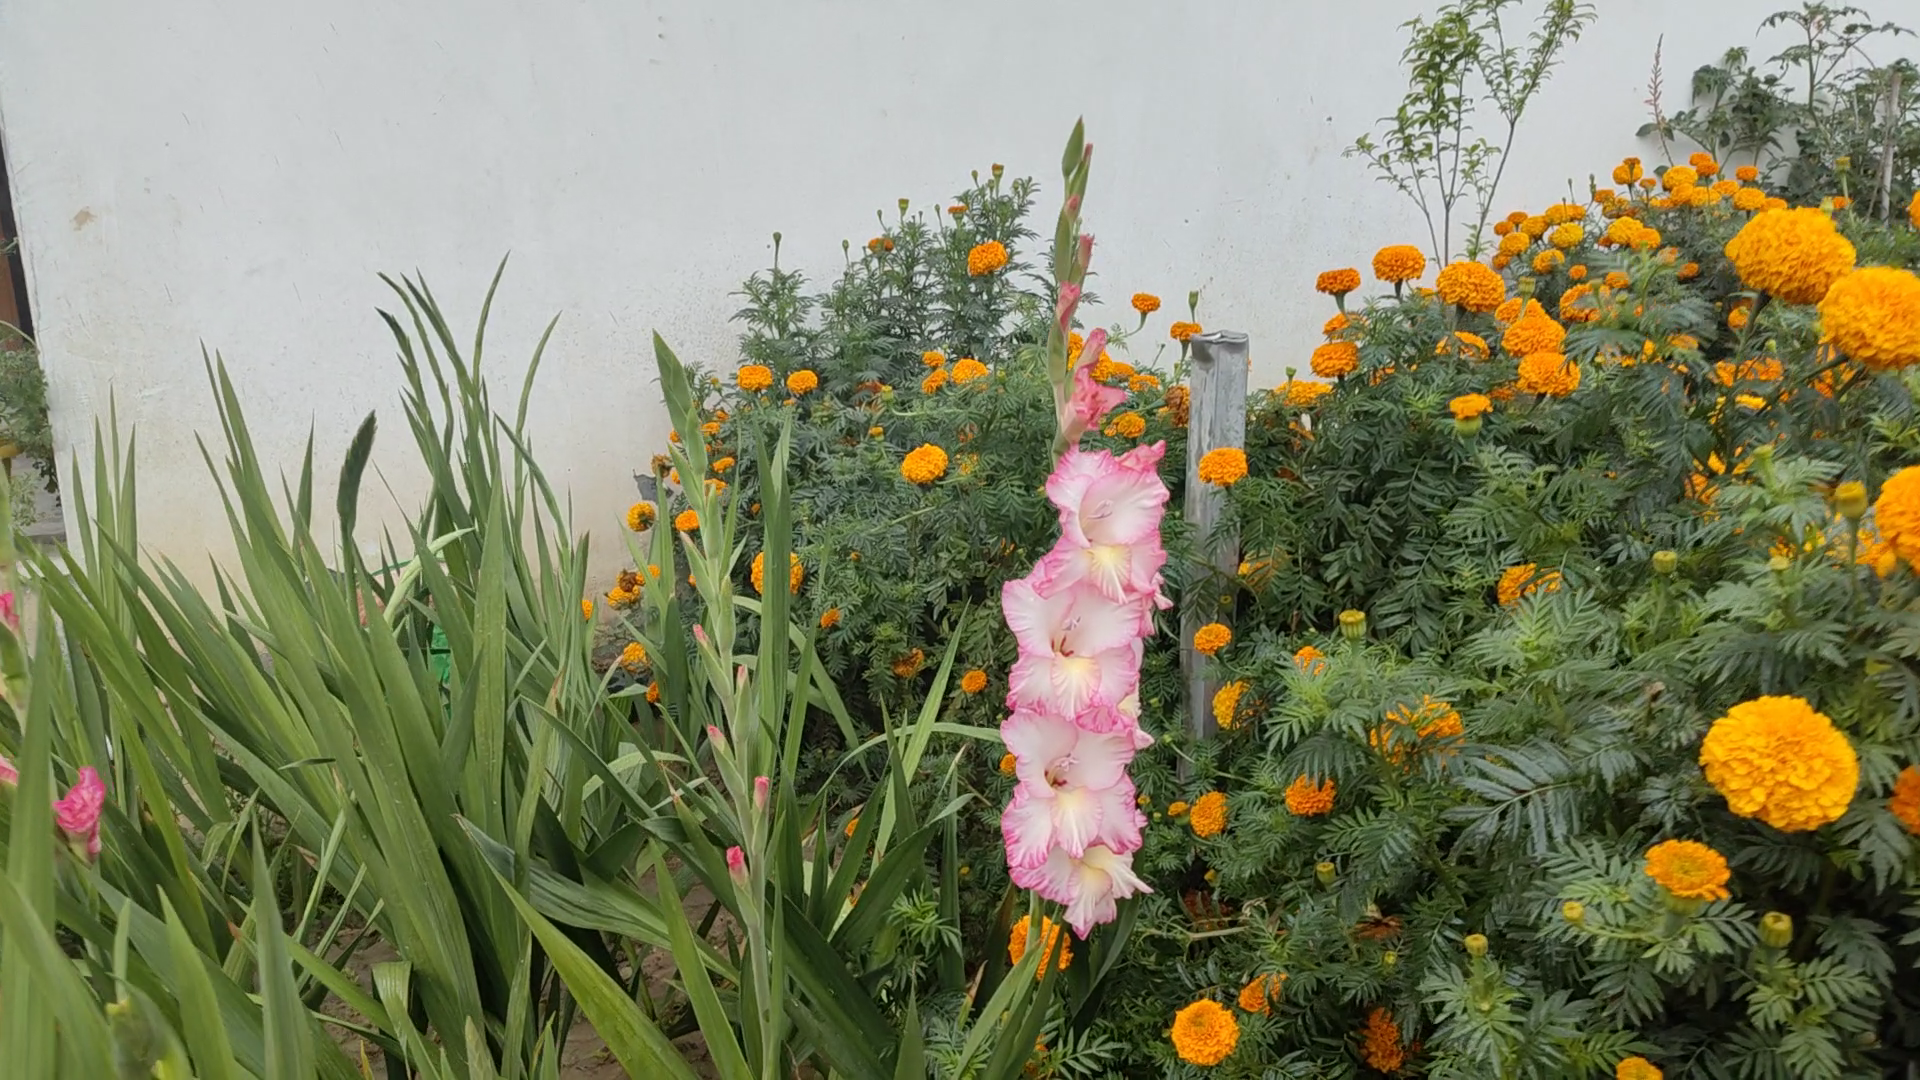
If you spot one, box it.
[1010,844,1153,938]
[54,766,105,859]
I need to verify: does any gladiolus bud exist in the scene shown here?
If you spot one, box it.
[1760,911,1794,948]
[1076,234,1094,275]
[1652,550,1678,575]
[1064,194,1082,217]
[726,845,747,885]
[706,725,728,752]
[753,775,769,811]
[1464,933,1488,957]
[1835,481,1867,521]
[1561,900,1585,925]
[693,624,709,646]
[1056,282,1083,330]
[1338,609,1366,641]
[1315,861,1337,886]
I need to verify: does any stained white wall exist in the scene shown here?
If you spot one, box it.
[1,1,1909,581]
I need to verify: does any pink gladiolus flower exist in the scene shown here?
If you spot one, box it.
[1002,575,1144,716]
[1010,844,1152,938]
[1056,283,1083,331]
[753,775,770,811]
[54,766,105,859]
[1000,710,1144,866]
[0,753,16,786]
[725,845,747,884]
[1049,444,1171,549]
[0,591,15,629]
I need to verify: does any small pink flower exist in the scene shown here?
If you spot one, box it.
[753,775,770,811]
[1056,283,1083,331]
[692,624,709,646]
[0,753,17,786]
[1010,844,1151,938]
[54,766,105,859]
[725,845,747,884]
[0,591,15,630]
[1059,345,1126,444]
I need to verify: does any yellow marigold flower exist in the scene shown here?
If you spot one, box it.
[674,509,699,533]
[998,752,1016,775]
[1361,1008,1406,1072]
[1732,186,1767,212]
[1519,215,1549,239]
[1213,680,1246,730]
[1661,164,1699,191]
[1309,341,1360,379]
[1106,410,1147,438]
[1170,320,1202,342]
[1372,244,1427,283]
[1007,914,1071,976]
[1501,313,1567,356]
[1612,158,1644,185]
[1293,644,1327,675]
[1701,696,1859,831]
[736,364,774,392]
[901,444,949,485]
[1517,352,1581,397]
[784,369,820,395]
[1643,838,1731,901]
[1724,207,1856,305]
[1600,271,1630,291]
[1819,267,1920,372]
[1237,973,1285,1014]
[938,358,984,386]
[921,367,949,394]
[1435,260,1507,313]
[1198,447,1249,487]
[1193,622,1232,655]
[1497,231,1532,257]
[891,648,926,677]
[1171,999,1239,1066]
[1729,305,1750,329]
[960,668,988,695]
[1763,195,1788,210]
[617,642,648,673]
[1189,791,1228,837]
[1285,775,1336,816]
[581,598,595,620]
[1129,373,1162,393]
[1890,765,1920,834]
[1711,178,1740,197]
[922,349,946,367]
[819,607,840,629]
[626,502,656,532]
[1316,267,1362,295]
[700,420,722,437]
[1494,296,1546,325]
[751,551,804,595]
[1131,292,1162,314]
[966,240,1008,276]
[1449,393,1492,421]
[1532,249,1566,274]
[1559,283,1597,323]
[1279,380,1334,408]
[1617,1056,1664,1080]
[1167,800,1190,817]
[1323,311,1351,339]
[1436,331,1490,359]
[868,425,884,437]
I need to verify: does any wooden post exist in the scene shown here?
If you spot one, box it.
[1181,330,1247,754]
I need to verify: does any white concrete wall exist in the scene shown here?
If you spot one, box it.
[1,1,1910,581]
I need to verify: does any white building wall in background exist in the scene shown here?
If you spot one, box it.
[0,1,1910,583]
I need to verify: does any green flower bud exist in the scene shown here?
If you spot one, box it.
[1769,554,1791,573]
[1561,900,1586,926]
[1652,550,1678,575]
[1464,933,1489,957]
[1454,415,1484,438]
[1381,949,1399,968]
[898,198,911,213]
[1835,481,1868,521]
[1315,860,1337,886]
[1338,609,1367,641]
[1760,911,1794,949]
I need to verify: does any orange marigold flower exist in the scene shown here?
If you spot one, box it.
[1373,244,1427,283]
[1212,680,1246,730]
[1171,999,1239,1066]
[901,444,949,485]
[966,240,1008,276]
[1700,696,1859,831]
[711,455,736,473]
[581,598,595,620]
[960,668,988,695]
[1198,447,1249,487]
[751,551,804,595]
[868,425,884,437]
[736,364,774,392]
[951,356,991,383]
[922,349,946,367]
[1494,296,1546,325]
[1617,1056,1664,1080]
[1533,249,1566,274]
[921,367,949,393]
[1166,800,1189,817]
[1517,352,1581,397]
[1189,791,1228,837]
[1502,313,1567,356]
[1237,973,1286,1014]
[891,648,926,677]
[1910,189,1920,228]
[1678,261,1701,281]
[1890,765,1920,834]
[1559,283,1598,323]
[1732,186,1768,212]
[1311,341,1360,378]
[1763,195,1789,210]
[819,607,841,629]
[1612,158,1644,185]
[1435,260,1507,313]
[1449,393,1492,421]
[1662,164,1699,191]
[1132,292,1162,314]
[1724,207,1856,305]
[1496,563,1561,605]
[673,509,699,533]
[1007,915,1072,976]
[617,642,648,674]
[1498,231,1532,257]
[1436,331,1490,359]
[1293,644,1328,675]
[1361,1008,1406,1072]
[1163,384,1191,427]
[1285,775,1336,816]
[1279,380,1334,408]
[1729,306,1750,330]
[700,420,722,437]
[1643,838,1731,901]
[1323,311,1351,338]
[1193,622,1232,655]
[626,502,656,532]
[1568,263,1588,281]
[1494,220,1514,236]
[1129,373,1162,393]
[1819,267,1920,372]
[1735,164,1760,183]
[1170,320,1203,342]
[1689,151,1719,178]
[999,752,1016,775]
[1831,194,1852,210]
[1106,410,1147,438]
[1316,267,1362,295]
[786,369,820,395]
[1712,178,1740,197]
[1372,695,1463,763]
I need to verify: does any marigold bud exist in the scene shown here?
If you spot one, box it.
[1464,933,1489,957]
[1454,415,1483,438]
[1835,481,1868,521]
[1760,911,1794,948]
[1315,860,1337,886]
[1338,609,1367,641]
[1834,155,1851,172]
[1652,550,1678,575]
[1561,900,1586,926]
[1769,554,1792,573]
[1381,950,1399,968]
